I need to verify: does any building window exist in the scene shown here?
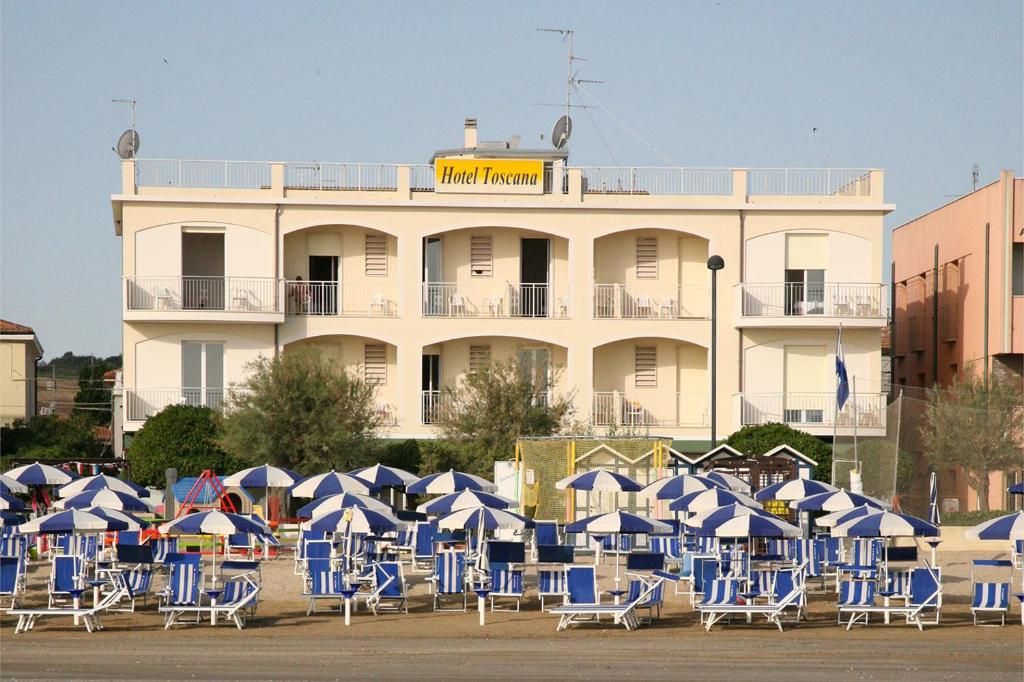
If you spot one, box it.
[470,236,492,278]
[364,344,386,385]
[1013,243,1023,296]
[181,341,224,409]
[636,237,658,279]
[635,346,657,388]
[469,345,491,373]
[365,234,387,277]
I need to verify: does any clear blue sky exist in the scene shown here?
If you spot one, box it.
[2,0,1021,358]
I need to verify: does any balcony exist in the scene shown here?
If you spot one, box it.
[736,283,885,328]
[420,283,569,319]
[284,281,398,317]
[593,284,708,319]
[591,392,709,428]
[738,392,887,436]
[124,276,283,322]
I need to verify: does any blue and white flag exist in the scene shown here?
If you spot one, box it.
[835,326,850,410]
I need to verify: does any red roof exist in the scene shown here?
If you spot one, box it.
[0,319,34,334]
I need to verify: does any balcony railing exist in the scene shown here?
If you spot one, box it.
[592,392,709,428]
[746,169,872,196]
[285,280,398,317]
[593,284,709,319]
[578,167,733,196]
[283,163,398,191]
[135,160,272,189]
[739,283,884,318]
[420,390,448,425]
[125,276,280,312]
[739,392,886,429]
[125,387,248,421]
[420,283,569,318]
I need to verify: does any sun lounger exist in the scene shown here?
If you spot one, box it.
[412,521,437,573]
[697,578,739,626]
[48,555,85,608]
[625,573,666,623]
[549,576,665,631]
[487,562,524,611]
[700,566,807,631]
[10,573,133,634]
[538,566,567,610]
[160,583,262,630]
[303,558,346,615]
[366,561,408,614]
[971,559,1012,626]
[432,550,467,611]
[1,555,25,609]
[151,537,178,564]
[838,564,941,630]
[531,521,561,561]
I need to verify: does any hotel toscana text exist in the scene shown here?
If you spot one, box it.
[435,158,545,195]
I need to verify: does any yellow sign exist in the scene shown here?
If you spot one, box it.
[435,158,545,195]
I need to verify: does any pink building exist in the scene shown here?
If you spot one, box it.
[891,170,1023,512]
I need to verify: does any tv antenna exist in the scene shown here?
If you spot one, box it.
[971,164,979,191]
[112,98,139,159]
[537,28,603,150]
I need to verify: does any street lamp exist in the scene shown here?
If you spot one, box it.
[706,255,725,447]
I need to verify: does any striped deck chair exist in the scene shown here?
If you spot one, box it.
[367,561,408,615]
[221,578,260,619]
[159,562,202,628]
[226,533,255,559]
[766,538,787,558]
[908,566,942,625]
[48,555,84,608]
[531,521,560,561]
[698,578,739,625]
[303,558,344,615]
[748,570,775,599]
[412,521,437,573]
[972,582,1009,626]
[433,550,467,611]
[152,537,178,565]
[293,530,327,575]
[487,563,524,611]
[701,568,805,632]
[1013,539,1023,570]
[538,566,567,610]
[690,556,719,606]
[117,531,141,546]
[11,572,134,635]
[771,569,806,622]
[625,575,665,623]
[108,566,153,612]
[884,569,913,605]
[648,536,683,570]
[0,556,24,610]
[837,580,876,626]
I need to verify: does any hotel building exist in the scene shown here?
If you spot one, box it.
[112,120,890,451]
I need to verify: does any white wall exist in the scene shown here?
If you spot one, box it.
[744,229,873,283]
[134,223,274,278]
[134,330,271,388]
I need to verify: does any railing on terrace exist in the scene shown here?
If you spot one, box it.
[746,169,872,196]
[592,392,709,428]
[284,280,398,317]
[420,283,569,318]
[577,167,733,196]
[125,276,280,312]
[410,164,436,191]
[135,160,272,189]
[739,283,884,318]
[739,392,886,429]
[283,163,398,191]
[125,387,250,421]
[420,390,449,425]
[593,284,709,319]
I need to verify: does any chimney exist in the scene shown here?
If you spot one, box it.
[463,118,478,149]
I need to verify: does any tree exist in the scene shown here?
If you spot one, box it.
[0,414,104,461]
[128,404,241,487]
[220,347,385,474]
[724,422,833,482]
[73,360,117,426]
[428,357,575,478]
[923,370,1023,511]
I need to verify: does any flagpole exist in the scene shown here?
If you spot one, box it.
[852,375,859,470]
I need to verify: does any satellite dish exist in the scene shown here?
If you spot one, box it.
[551,115,572,149]
[114,129,140,159]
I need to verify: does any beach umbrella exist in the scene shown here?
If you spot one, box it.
[1010,482,1024,495]
[695,511,802,539]
[300,506,405,534]
[0,491,26,511]
[160,510,267,585]
[56,488,153,513]
[85,506,150,530]
[0,511,25,526]
[754,478,838,502]
[0,473,28,494]
[668,487,760,513]
[223,464,303,489]
[407,470,497,494]
[418,490,516,515]
[927,472,940,526]
[5,462,76,487]
[297,492,392,518]
[556,469,642,492]
[831,510,938,538]
[567,511,671,589]
[815,504,878,529]
[790,490,884,512]
[349,464,420,488]
[290,471,374,498]
[58,474,147,498]
[436,505,532,532]
[644,474,726,500]
[684,503,775,529]
[702,471,752,495]
[20,508,128,534]
[965,510,1024,541]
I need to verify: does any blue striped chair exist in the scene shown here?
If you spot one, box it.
[648,536,683,569]
[538,566,567,610]
[771,569,806,621]
[293,530,327,575]
[303,558,344,615]
[690,557,719,606]
[837,580,876,625]
[908,566,942,625]
[884,569,913,603]
[152,537,178,565]
[48,555,84,608]
[972,582,1009,626]
[698,578,739,625]
[626,576,665,623]
[487,562,524,611]
[433,550,467,611]
[0,556,24,609]
[367,561,407,615]
[412,521,437,573]
[115,566,153,612]
[565,565,599,606]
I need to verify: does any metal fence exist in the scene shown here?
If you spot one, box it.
[284,163,398,191]
[746,168,872,196]
[284,280,398,317]
[739,283,884,318]
[126,276,280,312]
[135,160,272,189]
[591,392,709,427]
[420,283,569,318]
[577,167,733,196]
[593,284,709,319]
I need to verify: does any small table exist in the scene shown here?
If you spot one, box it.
[472,587,491,626]
[878,590,896,624]
[205,589,223,626]
[339,587,359,626]
[87,579,108,607]
[68,588,87,625]
[606,589,626,606]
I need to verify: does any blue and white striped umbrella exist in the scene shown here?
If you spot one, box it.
[815,504,878,528]
[556,469,642,493]
[695,511,802,538]
[0,491,26,511]
[831,510,938,538]
[417,490,516,515]
[790,489,884,512]
[437,505,532,531]
[297,492,392,518]
[290,471,375,498]
[56,488,153,513]
[702,471,752,495]
[5,462,75,486]
[644,474,726,500]
[58,474,147,498]
[407,470,497,494]
[684,503,775,529]
[0,473,28,494]
[349,464,420,488]
[927,472,940,526]
[754,478,838,502]
[1010,482,1024,495]
[159,510,266,536]
[223,464,303,489]
[966,510,1024,541]
[668,487,760,513]
[566,511,671,535]
[300,506,406,534]
[85,506,150,530]
[0,511,25,526]
[20,508,127,533]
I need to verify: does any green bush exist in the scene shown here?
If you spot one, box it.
[0,414,105,460]
[940,509,1015,526]
[724,422,832,481]
[128,404,243,487]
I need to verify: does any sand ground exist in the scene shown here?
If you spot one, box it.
[2,550,1022,681]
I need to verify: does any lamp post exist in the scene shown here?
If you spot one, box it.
[706,255,725,447]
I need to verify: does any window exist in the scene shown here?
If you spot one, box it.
[181,342,224,409]
[365,234,387,277]
[470,236,492,278]
[1013,243,1023,296]
[364,344,386,385]
[783,345,828,423]
[469,345,491,373]
[635,237,658,279]
[635,346,657,388]
[784,269,825,315]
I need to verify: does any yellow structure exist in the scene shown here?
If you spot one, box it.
[0,320,43,426]
[111,120,891,445]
